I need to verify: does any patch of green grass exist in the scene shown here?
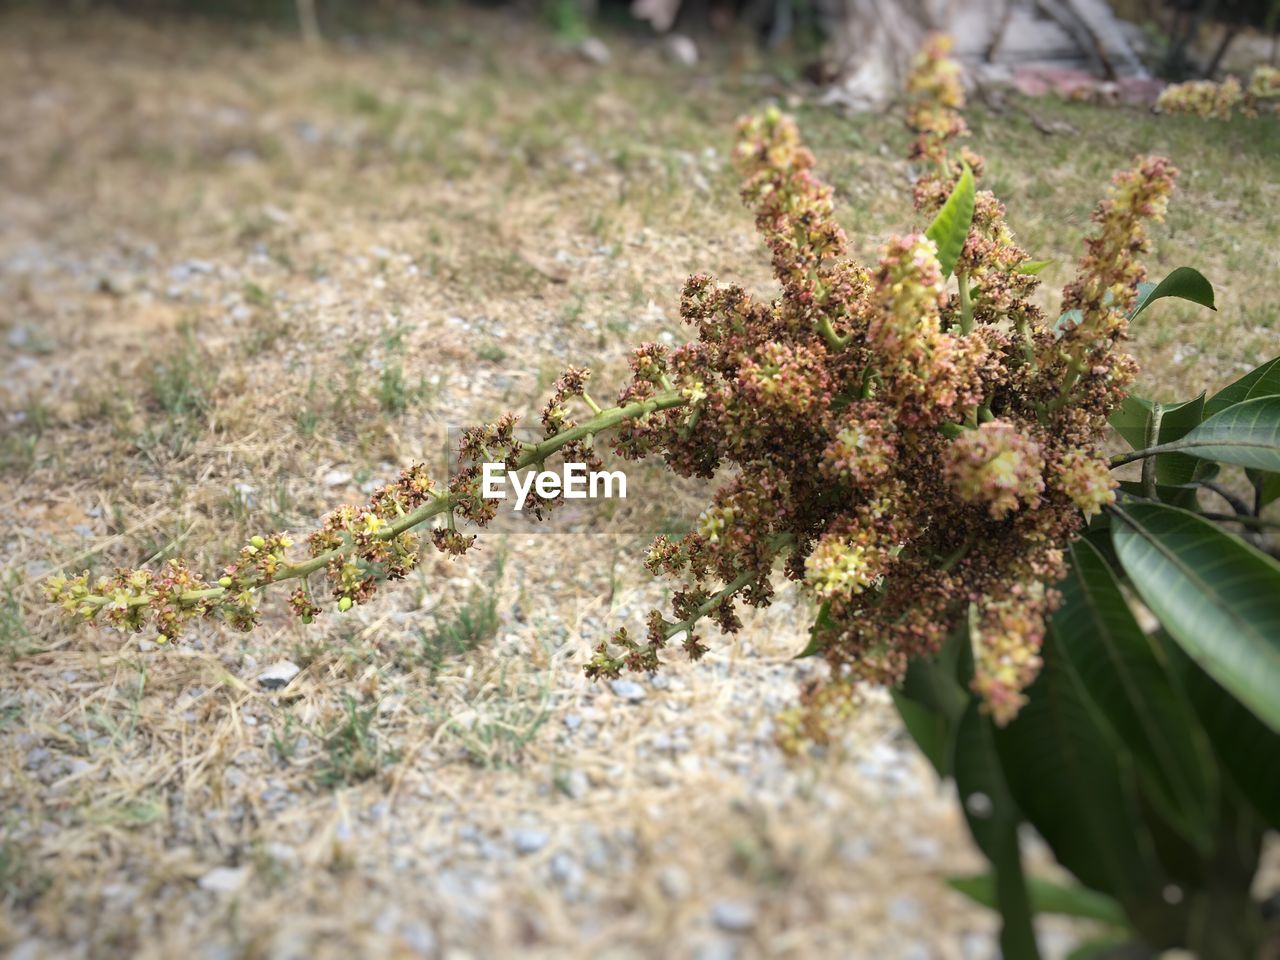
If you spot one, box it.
[541,0,588,43]
[0,572,34,658]
[443,664,552,769]
[0,701,21,731]
[413,554,505,678]
[270,712,300,763]
[83,798,165,828]
[139,325,216,456]
[474,342,508,363]
[376,362,431,416]
[307,322,435,429]
[85,661,147,748]
[0,838,50,906]
[315,694,399,788]
[243,310,291,357]
[0,401,48,477]
[147,326,214,420]
[242,281,272,308]
[295,377,322,438]
[419,591,498,674]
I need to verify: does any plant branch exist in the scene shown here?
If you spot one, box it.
[957,270,974,334]
[1199,480,1253,517]
[658,533,795,640]
[1199,512,1280,531]
[1110,438,1273,468]
[1141,402,1163,500]
[78,390,690,612]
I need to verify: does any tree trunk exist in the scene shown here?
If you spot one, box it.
[296,0,322,48]
[1205,19,1242,77]
[818,0,945,111]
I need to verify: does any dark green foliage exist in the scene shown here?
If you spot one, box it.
[900,353,1280,958]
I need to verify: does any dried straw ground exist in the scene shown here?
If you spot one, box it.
[1,9,1277,960]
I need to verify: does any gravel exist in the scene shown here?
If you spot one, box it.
[512,828,549,856]
[198,866,250,894]
[609,679,646,702]
[256,660,302,690]
[710,899,756,933]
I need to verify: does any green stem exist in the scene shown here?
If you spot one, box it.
[84,390,690,611]
[1141,402,1163,501]
[1110,437,1273,468]
[1046,357,1088,414]
[817,315,850,350]
[957,270,974,334]
[1199,512,1280,531]
[659,533,794,640]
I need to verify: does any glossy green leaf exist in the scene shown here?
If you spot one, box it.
[1165,638,1280,829]
[1202,359,1280,505]
[1171,395,1280,472]
[891,692,950,776]
[893,624,972,777]
[1129,266,1216,322]
[926,164,975,279]
[1111,396,1155,450]
[1204,356,1280,418]
[953,699,1039,959]
[1153,394,1207,485]
[947,873,1128,926]
[1110,394,1208,489]
[1116,480,1198,510]
[1111,502,1280,732]
[1054,540,1217,850]
[994,632,1178,942]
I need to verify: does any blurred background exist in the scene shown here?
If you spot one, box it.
[1,1,1277,959]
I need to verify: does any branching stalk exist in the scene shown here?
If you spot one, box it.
[76,390,689,612]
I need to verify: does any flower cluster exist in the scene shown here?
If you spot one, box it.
[905,34,968,170]
[943,420,1046,521]
[1250,65,1280,102]
[589,35,1148,725]
[51,35,1166,728]
[1156,67,1280,119]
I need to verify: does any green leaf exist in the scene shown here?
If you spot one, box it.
[1204,356,1280,418]
[1128,266,1216,322]
[1111,502,1280,732]
[1153,394,1207,486]
[1171,395,1280,472]
[1204,360,1280,502]
[953,699,1040,959]
[1110,394,1211,492]
[1249,468,1280,508]
[1015,259,1053,275]
[794,601,832,658]
[994,631,1179,943]
[893,623,973,777]
[1065,937,1142,960]
[1054,308,1083,337]
[1054,540,1217,851]
[947,873,1128,926]
[1165,638,1280,829]
[925,164,975,279]
[1111,396,1154,450]
[1116,480,1198,510]
[891,691,950,776]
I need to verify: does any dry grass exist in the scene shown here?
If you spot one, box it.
[0,8,1277,959]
